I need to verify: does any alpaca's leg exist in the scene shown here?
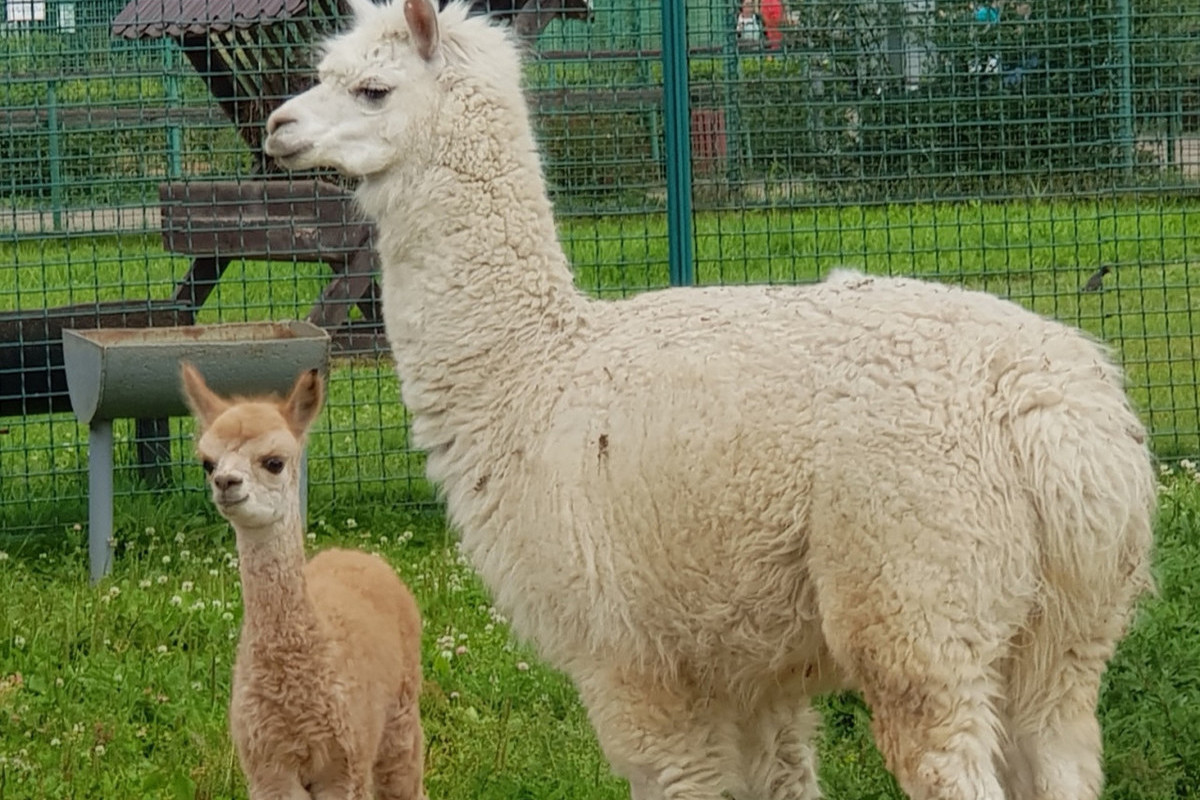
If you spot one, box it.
[1001,618,1128,800]
[578,667,740,800]
[737,696,823,800]
[374,702,427,800]
[811,511,1022,800]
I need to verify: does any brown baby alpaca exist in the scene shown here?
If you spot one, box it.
[181,363,426,800]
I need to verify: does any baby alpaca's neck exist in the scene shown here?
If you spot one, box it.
[233,512,318,643]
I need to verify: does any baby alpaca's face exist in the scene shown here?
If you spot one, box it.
[195,405,302,531]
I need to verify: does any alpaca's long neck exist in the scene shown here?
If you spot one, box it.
[357,81,588,454]
[233,509,317,645]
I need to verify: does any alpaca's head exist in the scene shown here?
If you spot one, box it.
[180,364,325,532]
[264,0,516,178]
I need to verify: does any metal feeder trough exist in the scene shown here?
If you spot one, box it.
[62,321,331,583]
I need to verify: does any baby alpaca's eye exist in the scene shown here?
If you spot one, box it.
[261,456,285,475]
[354,84,391,103]
[202,459,215,475]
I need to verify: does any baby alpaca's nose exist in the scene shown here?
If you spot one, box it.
[213,473,243,492]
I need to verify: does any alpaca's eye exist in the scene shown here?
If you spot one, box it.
[261,456,285,475]
[355,85,391,103]
[202,459,215,475]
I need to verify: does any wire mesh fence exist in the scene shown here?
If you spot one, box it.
[1,0,1198,534]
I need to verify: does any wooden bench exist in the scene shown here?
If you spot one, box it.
[158,179,386,355]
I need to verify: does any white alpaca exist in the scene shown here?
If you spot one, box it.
[262,3,1156,799]
[181,363,426,800]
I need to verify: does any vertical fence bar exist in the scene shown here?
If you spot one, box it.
[46,79,64,231]
[722,6,742,186]
[1115,0,1134,174]
[661,0,694,287]
[163,40,183,179]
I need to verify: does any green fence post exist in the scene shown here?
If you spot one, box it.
[46,79,64,232]
[1115,0,1134,174]
[661,0,695,287]
[163,40,183,179]
[722,6,742,186]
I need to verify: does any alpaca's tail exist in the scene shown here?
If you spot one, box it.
[1008,360,1156,628]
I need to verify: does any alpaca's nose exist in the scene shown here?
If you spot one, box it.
[266,109,295,136]
[213,474,243,492]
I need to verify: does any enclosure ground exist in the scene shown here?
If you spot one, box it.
[0,467,1198,799]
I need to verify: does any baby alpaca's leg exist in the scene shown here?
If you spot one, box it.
[243,768,313,800]
[737,695,823,800]
[577,666,741,800]
[374,701,427,800]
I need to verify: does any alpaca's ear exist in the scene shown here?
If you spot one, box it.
[283,369,325,438]
[404,0,440,62]
[179,361,229,430]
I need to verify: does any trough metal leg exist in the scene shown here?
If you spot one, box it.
[88,419,115,583]
[300,448,309,531]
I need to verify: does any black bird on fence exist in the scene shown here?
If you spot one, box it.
[1080,264,1112,294]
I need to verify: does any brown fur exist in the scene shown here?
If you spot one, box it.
[181,363,426,800]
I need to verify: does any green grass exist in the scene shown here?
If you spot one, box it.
[1,466,1198,799]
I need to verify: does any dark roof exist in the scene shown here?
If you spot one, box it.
[111,0,313,39]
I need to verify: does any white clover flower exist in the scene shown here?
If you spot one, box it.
[169,595,182,606]
[93,744,106,756]
[202,556,213,565]
[156,574,168,585]
[179,550,191,561]
[174,531,185,544]
[516,661,530,672]
[345,518,358,529]
[72,523,83,532]
[378,535,389,545]
[12,635,25,649]
[210,599,223,609]
[145,527,156,537]
[439,650,454,661]
[190,601,205,612]
[55,677,64,687]
[484,623,495,633]
[1160,463,1172,475]
[222,611,234,622]
[209,569,220,577]
[181,581,194,592]
[161,555,171,565]
[0,552,8,562]
[402,530,414,542]
[138,579,151,589]
[50,738,61,747]
[108,586,120,598]
[157,645,168,654]
[449,691,460,700]
[191,682,203,692]
[306,532,317,542]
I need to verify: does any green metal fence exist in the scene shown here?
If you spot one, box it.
[2,0,1198,534]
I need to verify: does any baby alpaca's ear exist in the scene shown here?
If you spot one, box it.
[179,361,229,431]
[404,0,440,62]
[283,369,325,438]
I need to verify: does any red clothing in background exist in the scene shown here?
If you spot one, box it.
[760,0,784,49]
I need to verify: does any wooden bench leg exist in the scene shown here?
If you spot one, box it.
[307,248,382,330]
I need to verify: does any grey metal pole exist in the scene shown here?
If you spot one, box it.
[88,420,114,583]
